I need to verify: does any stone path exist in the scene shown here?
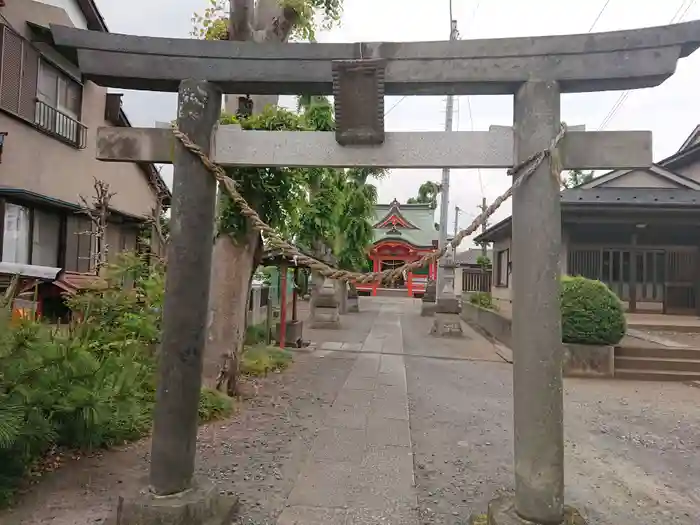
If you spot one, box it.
[278,301,418,524]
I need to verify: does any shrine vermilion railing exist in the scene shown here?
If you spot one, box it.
[47,20,700,525]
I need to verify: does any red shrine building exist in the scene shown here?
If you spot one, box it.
[356,199,440,298]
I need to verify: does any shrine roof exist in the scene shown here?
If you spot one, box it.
[371,200,437,248]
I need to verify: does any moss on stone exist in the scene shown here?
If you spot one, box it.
[470,513,488,525]
[564,506,587,524]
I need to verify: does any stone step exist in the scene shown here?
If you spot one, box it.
[614,356,700,373]
[614,368,700,381]
[615,345,700,360]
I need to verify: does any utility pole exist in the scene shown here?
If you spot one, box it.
[453,205,460,238]
[436,18,459,298]
[431,14,463,338]
[478,197,488,257]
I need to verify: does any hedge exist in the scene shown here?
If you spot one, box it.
[560,275,626,345]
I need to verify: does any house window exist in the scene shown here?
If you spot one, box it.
[496,248,510,287]
[31,208,61,267]
[0,25,86,148]
[36,60,83,145]
[2,203,31,264]
[64,215,95,273]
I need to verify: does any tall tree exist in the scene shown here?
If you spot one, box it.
[192,4,343,395]
[204,108,308,395]
[561,169,594,189]
[407,180,441,208]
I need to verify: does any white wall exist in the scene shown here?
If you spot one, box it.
[34,0,88,29]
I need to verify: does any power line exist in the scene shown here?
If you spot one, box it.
[466,96,485,198]
[458,0,484,199]
[384,96,407,116]
[455,95,461,130]
[588,0,612,32]
[598,0,696,130]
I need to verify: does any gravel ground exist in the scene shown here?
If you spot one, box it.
[402,316,700,525]
[1,352,356,525]
[1,300,379,525]
[5,297,700,525]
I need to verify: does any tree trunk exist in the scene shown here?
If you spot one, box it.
[223,0,296,115]
[205,0,298,391]
[204,228,260,395]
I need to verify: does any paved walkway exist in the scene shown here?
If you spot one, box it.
[278,300,418,524]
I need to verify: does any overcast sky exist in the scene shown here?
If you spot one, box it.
[94,0,700,248]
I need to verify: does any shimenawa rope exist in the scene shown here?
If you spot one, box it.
[170,124,567,284]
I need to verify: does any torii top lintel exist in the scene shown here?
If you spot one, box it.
[49,21,700,96]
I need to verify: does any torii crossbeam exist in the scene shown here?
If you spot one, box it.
[50,21,700,94]
[95,125,652,170]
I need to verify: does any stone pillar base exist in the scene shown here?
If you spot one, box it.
[114,478,239,525]
[347,296,360,313]
[487,495,587,525]
[430,313,464,337]
[420,302,437,317]
[436,296,460,314]
[310,279,341,329]
[274,320,304,347]
[310,314,341,329]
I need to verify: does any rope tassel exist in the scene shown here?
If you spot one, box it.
[171,124,566,284]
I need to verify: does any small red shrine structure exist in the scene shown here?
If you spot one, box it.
[356,199,440,298]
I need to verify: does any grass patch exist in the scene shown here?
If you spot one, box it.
[469,291,499,311]
[241,345,293,377]
[198,388,235,423]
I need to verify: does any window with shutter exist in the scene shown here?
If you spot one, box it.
[20,43,39,121]
[0,24,86,148]
[0,26,23,114]
[65,215,94,272]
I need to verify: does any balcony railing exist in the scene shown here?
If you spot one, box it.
[34,100,88,149]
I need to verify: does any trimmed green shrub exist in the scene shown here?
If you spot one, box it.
[560,275,626,345]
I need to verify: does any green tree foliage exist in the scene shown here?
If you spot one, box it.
[0,254,232,506]
[217,109,308,241]
[407,181,441,208]
[476,255,492,270]
[561,169,595,189]
[336,169,383,270]
[560,275,626,345]
[293,97,385,271]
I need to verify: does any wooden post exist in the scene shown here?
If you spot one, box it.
[265,294,273,345]
[511,80,564,523]
[149,80,221,496]
[292,266,299,322]
[372,257,379,296]
[630,232,638,313]
[279,263,288,349]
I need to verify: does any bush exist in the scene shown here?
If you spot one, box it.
[560,275,626,345]
[0,253,232,507]
[245,323,268,346]
[469,291,498,311]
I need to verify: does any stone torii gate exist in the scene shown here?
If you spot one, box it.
[50,21,700,525]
